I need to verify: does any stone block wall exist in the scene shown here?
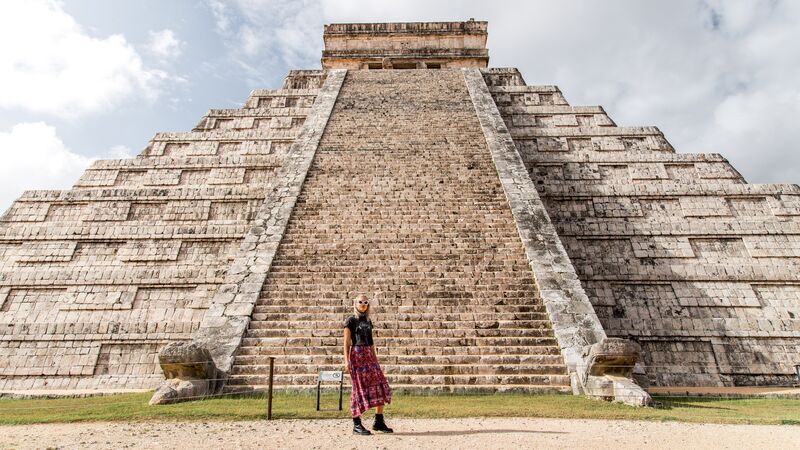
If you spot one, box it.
[483,68,800,386]
[321,21,489,69]
[0,71,327,391]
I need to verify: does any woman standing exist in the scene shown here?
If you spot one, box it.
[344,294,393,435]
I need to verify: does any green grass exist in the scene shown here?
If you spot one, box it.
[1,392,798,426]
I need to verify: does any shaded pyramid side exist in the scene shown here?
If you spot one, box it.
[484,68,800,387]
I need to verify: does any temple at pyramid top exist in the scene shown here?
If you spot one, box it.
[321,20,489,69]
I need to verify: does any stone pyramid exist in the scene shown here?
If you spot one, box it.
[0,21,797,398]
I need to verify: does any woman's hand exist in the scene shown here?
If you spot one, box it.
[343,327,351,372]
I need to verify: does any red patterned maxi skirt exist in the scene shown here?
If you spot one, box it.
[348,345,392,417]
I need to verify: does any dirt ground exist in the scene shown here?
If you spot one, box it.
[1,417,799,450]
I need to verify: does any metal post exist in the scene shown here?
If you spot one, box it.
[316,381,321,411]
[267,356,274,420]
[338,377,343,411]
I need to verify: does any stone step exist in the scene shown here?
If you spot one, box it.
[251,305,548,314]
[252,300,545,309]
[268,256,530,263]
[240,336,560,348]
[247,319,554,330]
[258,287,539,295]
[265,266,536,274]
[270,237,529,245]
[230,363,567,376]
[282,215,515,221]
[274,206,507,213]
[226,69,569,390]
[225,373,571,387]
[235,345,563,357]
[258,290,541,297]
[260,280,538,287]
[250,311,552,322]
[232,353,565,367]
[244,327,555,339]
[255,301,544,310]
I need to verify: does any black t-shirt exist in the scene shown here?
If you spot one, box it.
[344,315,374,347]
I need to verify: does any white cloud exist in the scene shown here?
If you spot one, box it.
[107,144,134,159]
[147,29,185,61]
[205,0,322,83]
[0,0,169,119]
[208,0,233,35]
[0,122,92,212]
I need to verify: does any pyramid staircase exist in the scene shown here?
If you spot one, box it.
[226,69,571,392]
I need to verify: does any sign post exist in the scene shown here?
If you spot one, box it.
[316,370,344,411]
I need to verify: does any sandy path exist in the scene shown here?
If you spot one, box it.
[1,418,799,449]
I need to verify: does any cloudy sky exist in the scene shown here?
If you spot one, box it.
[1,0,799,212]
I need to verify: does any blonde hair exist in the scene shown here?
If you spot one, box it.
[352,294,372,319]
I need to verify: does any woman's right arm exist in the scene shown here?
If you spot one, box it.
[343,327,351,372]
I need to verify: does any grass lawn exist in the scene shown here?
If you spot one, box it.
[1,392,798,426]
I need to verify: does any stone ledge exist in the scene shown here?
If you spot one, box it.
[324,21,488,35]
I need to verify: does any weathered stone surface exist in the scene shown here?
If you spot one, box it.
[225,68,571,393]
[583,338,641,378]
[322,20,488,69]
[150,379,211,406]
[578,338,652,406]
[464,68,609,394]
[609,376,652,408]
[149,342,217,405]
[484,67,800,388]
[0,70,327,392]
[157,342,216,380]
